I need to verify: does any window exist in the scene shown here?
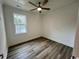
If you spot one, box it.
[14,13,27,34]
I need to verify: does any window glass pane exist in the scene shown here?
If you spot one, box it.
[14,14,26,24]
[16,25,26,34]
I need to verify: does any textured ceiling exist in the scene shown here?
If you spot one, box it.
[3,0,44,11]
[3,0,77,12]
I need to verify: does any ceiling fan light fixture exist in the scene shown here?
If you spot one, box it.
[37,7,42,11]
[29,1,50,13]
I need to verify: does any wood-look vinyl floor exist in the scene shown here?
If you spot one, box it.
[7,38,73,59]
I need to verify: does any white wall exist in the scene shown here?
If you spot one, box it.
[0,3,7,59]
[3,5,41,47]
[42,2,78,47]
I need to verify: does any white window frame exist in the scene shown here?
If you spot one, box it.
[13,13,27,34]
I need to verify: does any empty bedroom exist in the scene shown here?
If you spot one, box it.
[0,0,79,59]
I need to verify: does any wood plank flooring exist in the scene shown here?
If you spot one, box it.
[7,38,73,59]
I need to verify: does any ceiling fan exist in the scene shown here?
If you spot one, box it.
[28,0,50,13]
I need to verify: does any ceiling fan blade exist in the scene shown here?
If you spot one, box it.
[30,8,37,11]
[42,8,50,10]
[28,1,38,7]
[43,0,48,6]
